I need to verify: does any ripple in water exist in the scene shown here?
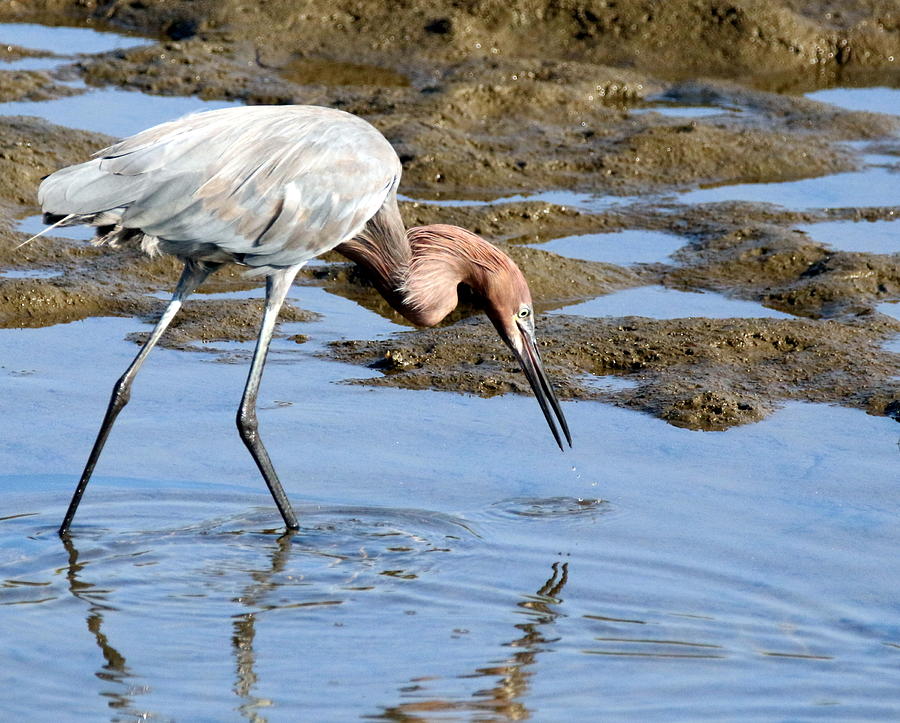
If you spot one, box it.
[485,496,611,521]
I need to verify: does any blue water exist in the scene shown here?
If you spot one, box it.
[879,300,900,321]
[1,22,148,55]
[2,300,899,720]
[18,214,95,241]
[0,268,63,279]
[632,105,736,118]
[399,188,641,210]
[675,166,900,209]
[555,285,794,320]
[2,20,899,722]
[806,86,900,116]
[533,229,687,265]
[407,160,900,214]
[796,219,900,255]
[0,22,236,137]
[0,56,63,71]
[0,86,240,137]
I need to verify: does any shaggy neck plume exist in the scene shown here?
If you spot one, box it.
[337,222,520,327]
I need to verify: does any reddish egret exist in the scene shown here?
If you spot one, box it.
[37,105,571,535]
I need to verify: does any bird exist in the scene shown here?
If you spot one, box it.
[35,104,572,535]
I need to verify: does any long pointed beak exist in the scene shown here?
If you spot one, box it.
[511,321,572,451]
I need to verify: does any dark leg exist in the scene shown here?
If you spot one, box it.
[59,260,218,535]
[236,266,302,530]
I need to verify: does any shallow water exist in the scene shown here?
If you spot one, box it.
[3,309,899,719]
[0,267,63,279]
[805,86,900,116]
[18,214,95,241]
[796,219,900,255]
[409,149,898,213]
[2,21,900,722]
[674,165,900,209]
[1,22,148,55]
[0,23,236,137]
[0,55,63,71]
[400,188,643,210]
[631,104,735,118]
[553,285,795,320]
[530,229,686,265]
[879,300,900,321]
[0,86,241,137]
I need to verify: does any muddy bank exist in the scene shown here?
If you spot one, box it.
[328,314,900,430]
[0,115,110,210]
[0,2,898,430]
[127,299,317,352]
[59,43,898,197]
[3,0,899,86]
[2,1,896,199]
[0,70,82,102]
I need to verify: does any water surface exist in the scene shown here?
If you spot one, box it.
[675,166,900,209]
[796,219,900,255]
[878,300,900,321]
[554,285,795,320]
[631,104,734,118]
[805,86,900,116]
[18,214,95,241]
[1,22,148,55]
[0,268,63,279]
[3,308,899,720]
[0,22,236,137]
[0,86,240,137]
[2,20,899,722]
[532,229,686,265]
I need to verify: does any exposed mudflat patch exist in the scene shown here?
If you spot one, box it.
[327,314,900,430]
[127,299,319,352]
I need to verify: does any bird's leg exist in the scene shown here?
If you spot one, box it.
[236,265,303,531]
[59,260,218,535]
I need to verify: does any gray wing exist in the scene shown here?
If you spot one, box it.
[38,105,402,268]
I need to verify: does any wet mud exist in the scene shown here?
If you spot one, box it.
[127,300,317,352]
[0,0,898,429]
[0,70,82,103]
[330,313,900,429]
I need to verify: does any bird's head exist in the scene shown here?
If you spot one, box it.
[406,225,571,450]
[478,256,572,451]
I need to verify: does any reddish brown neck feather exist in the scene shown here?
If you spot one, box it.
[337,221,522,327]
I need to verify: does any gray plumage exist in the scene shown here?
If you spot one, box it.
[39,105,401,269]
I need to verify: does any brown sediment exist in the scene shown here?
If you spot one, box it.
[0,115,113,208]
[0,0,897,429]
[0,70,84,102]
[327,314,900,430]
[0,44,54,62]
[126,299,319,351]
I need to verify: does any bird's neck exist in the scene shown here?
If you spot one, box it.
[399,225,499,326]
[337,219,502,327]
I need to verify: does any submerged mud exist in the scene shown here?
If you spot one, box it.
[0,0,898,429]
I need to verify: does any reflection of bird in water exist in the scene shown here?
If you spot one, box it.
[61,536,143,715]
[231,533,295,721]
[35,105,571,534]
[375,561,570,719]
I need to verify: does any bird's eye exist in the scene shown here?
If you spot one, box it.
[517,307,531,319]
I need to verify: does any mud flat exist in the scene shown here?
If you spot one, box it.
[0,0,897,428]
